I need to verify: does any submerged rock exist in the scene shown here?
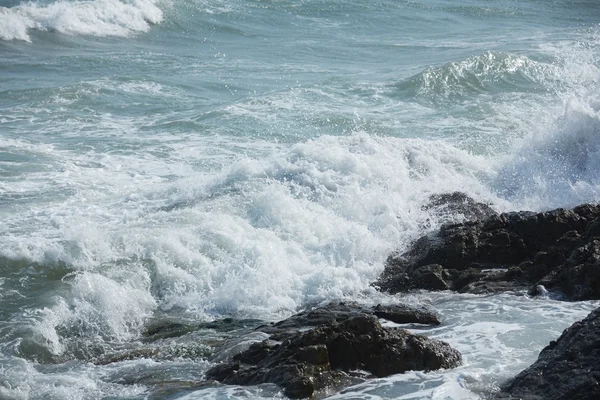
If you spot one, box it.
[205,303,460,398]
[377,203,600,300]
[142,318,263,342]
[497,307,600,400]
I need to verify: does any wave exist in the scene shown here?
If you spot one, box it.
[486,30,600,210]
[0,133,498,360]
[4,59,600,357]
[1,21,600,394]
[0,0,163,42]
[494,92,600,210]
[395,51,557,105]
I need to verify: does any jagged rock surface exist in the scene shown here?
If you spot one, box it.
[377,202,600,300]
[205,303,460,398]
[256,301,440,341]
[424,192,497,223]
[496,307,600,400]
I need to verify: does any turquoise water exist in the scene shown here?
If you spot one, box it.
[1,1,600,399]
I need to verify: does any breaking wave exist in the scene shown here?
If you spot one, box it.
[0,0,163,42]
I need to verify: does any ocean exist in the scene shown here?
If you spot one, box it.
[1,0,600,399]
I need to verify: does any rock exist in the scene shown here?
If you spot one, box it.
[538,238,600,300]
[205,307,460,398]
[143,321,197,341]
[377,203,600,300]
[95,348,160,366]
[257,301,440,340]
[497,307,600,400]
[423,192,497,223]
[371,303,441,325]
[410,264,450,291]
[142,318,263,342]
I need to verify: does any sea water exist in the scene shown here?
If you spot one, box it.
[1,0,600,399]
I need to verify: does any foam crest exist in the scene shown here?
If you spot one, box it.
[398,51,555,105]
[62,271,156,340]
[154,136,496,319]
[0,0,163,42]
[495,94,600,209]
[9,268,156,364]
[0,134,498,329]
[0,353,147,400]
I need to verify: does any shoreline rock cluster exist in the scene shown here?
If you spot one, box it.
[204,195,600,399]
[205,302,459,398]
[378,199,600,300]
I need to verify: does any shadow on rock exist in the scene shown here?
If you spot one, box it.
[205,302,460,398]
[377,197,600,300]
[496,307,600,400]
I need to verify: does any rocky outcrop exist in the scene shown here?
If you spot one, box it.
[377,202,600,300]
[256,301,440,340]
[497,307,600,400]
[423,192,497,223]
[205,302,461,398]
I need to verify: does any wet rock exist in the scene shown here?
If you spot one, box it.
[142,318,263,342]
[497,307,600,400]
[538,238,600,300]
[95,348,161,366]
[143,321,197,341]
[257,301,440,340]
[206,307,460,398]
[424,192,497,222]
[371,303,440,325]
[377,203,600,300]
[410,264,449,291]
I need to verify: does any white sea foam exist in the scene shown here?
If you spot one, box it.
[0,0,163,42]
[319,292,599,400]
[0,354,151,400]
[0,132,500,354]
[491,32,600,210]
[495,91,600,210]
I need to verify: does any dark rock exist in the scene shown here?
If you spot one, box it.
[537,239,600,300]
[377,203,600,300]
[459,280,526,295]
[143,321,197,341]
[371,303,441,325]
[411,264,450,291]
[206,309,460,398]
[142,318,263,342]
[424,192,497,222]
[233,340,280,364]
[497,307,600,400]
[258,301,440,340]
